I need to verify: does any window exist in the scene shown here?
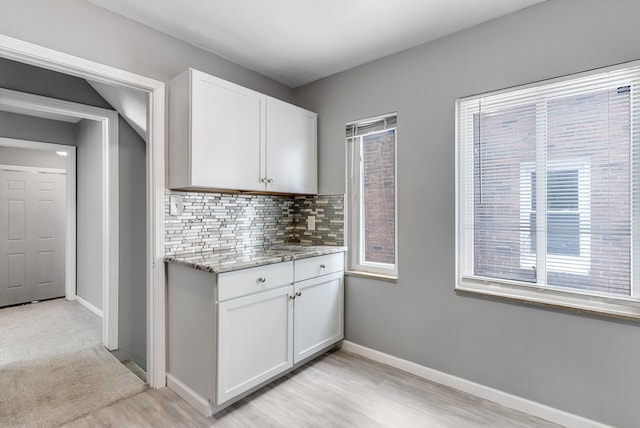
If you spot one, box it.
[520,160,591,276]
[456,62,640,319]
[346,113,398,278]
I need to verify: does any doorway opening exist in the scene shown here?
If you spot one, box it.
[0,87,119,350]
[0,34,166,388]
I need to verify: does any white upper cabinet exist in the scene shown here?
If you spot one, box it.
[266,96,317,194]
[191,70,265,191]
[169,68,317,194]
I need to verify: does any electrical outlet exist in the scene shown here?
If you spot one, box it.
[307,216,316,231]
[169,195,183,216]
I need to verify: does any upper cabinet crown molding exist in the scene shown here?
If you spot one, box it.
[169,68,317,194]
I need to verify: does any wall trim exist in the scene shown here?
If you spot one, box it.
[74,295,104,318]
[0,33,167,388]
[166,374,212,418]
[341,341,611,428]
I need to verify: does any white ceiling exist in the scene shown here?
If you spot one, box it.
[87,0,546,88]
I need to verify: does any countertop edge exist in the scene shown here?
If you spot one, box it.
[164,246,347,274]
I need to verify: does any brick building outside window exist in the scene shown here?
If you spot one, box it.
[347,113,397,278]
[456,62,640,318]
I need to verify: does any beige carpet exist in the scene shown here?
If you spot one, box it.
[0,299,147,427]
[0,299,101,365]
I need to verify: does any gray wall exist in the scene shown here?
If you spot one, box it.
[0,145,67,169]
[0,58,113,108]
[295,0,640,427]
[0,0,294,102]
[0,110,77,146]
[117,115,147,369]
[76,119,104,309]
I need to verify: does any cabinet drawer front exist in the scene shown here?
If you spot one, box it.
[218,261,293,301]
[294,253,344,282]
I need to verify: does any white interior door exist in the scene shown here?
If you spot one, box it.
[0,168,66,307]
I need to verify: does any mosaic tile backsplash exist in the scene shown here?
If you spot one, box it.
[293,194,345,246]
[165,191,344,256]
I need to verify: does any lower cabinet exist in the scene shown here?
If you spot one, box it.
[166,253,344,416]
[217,270,344,405]
[293,271,344,363]
[217,285,294,405]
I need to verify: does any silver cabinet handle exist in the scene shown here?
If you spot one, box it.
[289,294,296,300]
[267,178,273,183]
[296,291,302,297]
[320,264,326,269]
[260,178,268,183]
[258,277,266,283]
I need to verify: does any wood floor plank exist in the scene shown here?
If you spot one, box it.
[63,349,560,427]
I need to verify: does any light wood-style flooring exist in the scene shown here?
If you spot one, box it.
[64,349,560,427]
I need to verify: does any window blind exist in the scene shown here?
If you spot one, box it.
[457,64,640,300]
[346,114,397,139]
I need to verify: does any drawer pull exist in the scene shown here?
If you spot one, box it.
[289,294,296,300]
[296,291,302,297]
[258,277,266,283]
[320,264,326,269]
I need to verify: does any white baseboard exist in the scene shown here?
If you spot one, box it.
[341,341,610,428]
[73,295,103,318]
[166,374,212,417]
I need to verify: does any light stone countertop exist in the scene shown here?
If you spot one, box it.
[164,245,347,274]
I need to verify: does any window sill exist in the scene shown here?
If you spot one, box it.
[345,270,398,283]
[456,279,640,322]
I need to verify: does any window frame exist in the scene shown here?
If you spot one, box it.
[519,159,591,276]
[455,61,640,320]
[346,113,398,279]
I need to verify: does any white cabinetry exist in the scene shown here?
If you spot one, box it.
[169,68,317,193]
[293,253,344,363]
[169,68,265,191]
[217,286,293,404]
[293,272,344,363]
[216,261,294,405]
[266,96,317,194]
[166,252,344,416]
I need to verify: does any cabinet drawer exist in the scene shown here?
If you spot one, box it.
[218,261,293,302]
[294,253,344,282]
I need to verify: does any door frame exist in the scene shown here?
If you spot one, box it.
[0,34,167,388]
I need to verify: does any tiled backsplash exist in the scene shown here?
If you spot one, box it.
[293,194,345,246]
[165,191,344,256]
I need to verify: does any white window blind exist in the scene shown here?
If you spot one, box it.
[456,62,640,317]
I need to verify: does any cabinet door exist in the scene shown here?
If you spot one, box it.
[265,96,317,194]
[293,271,344,364]
[191,70,266,191]
[217,285,293,405]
